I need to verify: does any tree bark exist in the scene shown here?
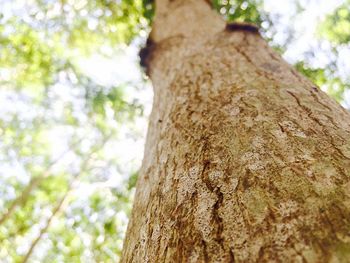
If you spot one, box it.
[122,0,350,262]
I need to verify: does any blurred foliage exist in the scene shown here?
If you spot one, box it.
[0,0,349,262]
[315,0,350,103]
[319,0,350,44]
[295,61,349,101]
[213,0,267,26]
[0,0,146,261]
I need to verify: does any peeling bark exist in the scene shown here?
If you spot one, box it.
[122,0,350,262]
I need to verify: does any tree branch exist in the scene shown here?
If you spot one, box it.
[0,137,84,226]
[20,134,112,262]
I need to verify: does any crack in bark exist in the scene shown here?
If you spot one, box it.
[288,90,350,160]
[212,188,224,247]
[287,90,325,128]
[202,239,209,262]
[232,44,278,83]
[310,89,334,112]
[229,248,236,263]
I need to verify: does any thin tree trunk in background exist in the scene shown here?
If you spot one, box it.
[0,138,83,226]
[123,0,350,262]
[21,190,69,263]
[19,135,111,262]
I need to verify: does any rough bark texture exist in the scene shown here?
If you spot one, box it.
[123,0,350,262]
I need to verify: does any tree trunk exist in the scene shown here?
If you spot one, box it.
[122,0,350,262]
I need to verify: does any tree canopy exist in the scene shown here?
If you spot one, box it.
[0,0,349,262]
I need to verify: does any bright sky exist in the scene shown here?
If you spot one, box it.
[264,0,345,62]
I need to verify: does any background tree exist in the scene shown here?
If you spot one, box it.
[0,0,349,262]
